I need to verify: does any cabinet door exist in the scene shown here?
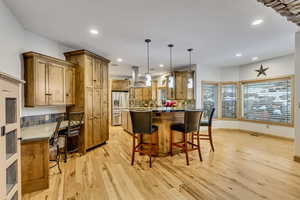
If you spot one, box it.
[151,81,157,100]
[135,88,143,101]
[85,57,94,88]
[0,94,5,199]
[65,67,75,105]
[48,63,65,105]
[175,72,184,100]
[101,63,109,142]
[0,82,21,200]
[85,87,94,149]
[93,59,102,89]
[35,59,47,105]
[93,89,101,144]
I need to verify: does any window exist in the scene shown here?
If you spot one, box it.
[202,82,218,119]
[241,77,293,125]
[221,83,237,119]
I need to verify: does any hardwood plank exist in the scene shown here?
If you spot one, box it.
[23,127,300,200]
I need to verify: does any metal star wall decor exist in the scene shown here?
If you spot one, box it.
[255,65,269,77]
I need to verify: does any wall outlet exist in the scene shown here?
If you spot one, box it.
[45,114,50,121]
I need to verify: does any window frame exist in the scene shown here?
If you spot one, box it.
[220,82,239,121]
[200,75,295,127]
[201,81,219,119]
[240,75,295,127]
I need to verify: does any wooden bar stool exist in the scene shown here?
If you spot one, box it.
[130,111,159,168]
[195,108,215,152]
[170,110,203,165]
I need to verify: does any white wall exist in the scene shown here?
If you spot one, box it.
[0,0,73,116]
[197,54,295,139]
[295,32,300,157]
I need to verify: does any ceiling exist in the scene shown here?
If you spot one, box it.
[5,0,299,76]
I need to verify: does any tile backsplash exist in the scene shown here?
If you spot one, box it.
[21,113,66,128]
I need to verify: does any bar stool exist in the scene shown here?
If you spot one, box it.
[170,110,203,165]
[196,108,215,152]
[60,112,84,162]
[130,111,159,168]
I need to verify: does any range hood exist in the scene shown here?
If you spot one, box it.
[131,66,146,87]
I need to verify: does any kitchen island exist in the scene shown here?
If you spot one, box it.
[122,108,196,156]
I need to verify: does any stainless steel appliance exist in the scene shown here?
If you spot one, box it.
[111,92,129,126]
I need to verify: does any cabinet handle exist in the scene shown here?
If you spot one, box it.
[66,93,69,97]
[18,137,22,141]
[1,126,5,136]
[2,89,10,93]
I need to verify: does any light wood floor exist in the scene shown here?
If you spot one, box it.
[23,127,300,200]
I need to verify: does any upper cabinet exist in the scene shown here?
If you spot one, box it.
[23,52,76,107]
[111,80,130,91]
[174,71,195,100]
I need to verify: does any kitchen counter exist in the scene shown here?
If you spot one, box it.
[126,107,198,112]
[122,109,191,156]
[21,121,69,143]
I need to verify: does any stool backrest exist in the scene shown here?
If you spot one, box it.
[67,112,84,135]
[208,108,215,126]
[50,117,64,146]
[184,110,203,133]
[130,111,152,134]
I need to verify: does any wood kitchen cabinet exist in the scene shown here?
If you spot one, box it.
[0,73,23,200]
[23,52,76,107]
[65,66,76,105]
[64,50,110,152]
[174,71,195,100]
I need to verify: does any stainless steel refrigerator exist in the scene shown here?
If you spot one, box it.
[111,92,129,126]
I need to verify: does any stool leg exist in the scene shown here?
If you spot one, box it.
[149,133,154,168]
[64,135,67,163]
[131,133,136,166]
[156,130,159,155]
[170,130,173,156]
[196,131,203,162]
[184,133,189,166]
[208,126,215,152]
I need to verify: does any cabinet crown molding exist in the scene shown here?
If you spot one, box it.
[64,49,111,63]
[23,51,76,67]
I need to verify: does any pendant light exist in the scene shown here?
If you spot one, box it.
[145,39,152,87]
[168,44,174,89]
[187,48,194,89]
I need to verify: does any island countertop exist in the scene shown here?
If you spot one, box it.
[125,107,198,112]
[21,121,69,143]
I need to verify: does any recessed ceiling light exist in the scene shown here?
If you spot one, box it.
[252,19,264,26]
[90,29,99,35]
[159,64,164,67]
[252,57,259,61]
[117,58,123,62]
[236,53,242,57]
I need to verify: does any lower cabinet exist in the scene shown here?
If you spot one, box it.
[21,140,49,194]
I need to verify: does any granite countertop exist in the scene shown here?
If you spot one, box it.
[21,121,69,143]
[123,107,199,112]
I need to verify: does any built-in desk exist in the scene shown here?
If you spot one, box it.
[21,121,69,194]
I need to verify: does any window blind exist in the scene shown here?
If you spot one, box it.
[202,83,218,119]
[242,78,292,124]
[221,84,237,119]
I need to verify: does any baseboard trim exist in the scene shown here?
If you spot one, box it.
[214,128,294,141]
[294,156,300,163]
